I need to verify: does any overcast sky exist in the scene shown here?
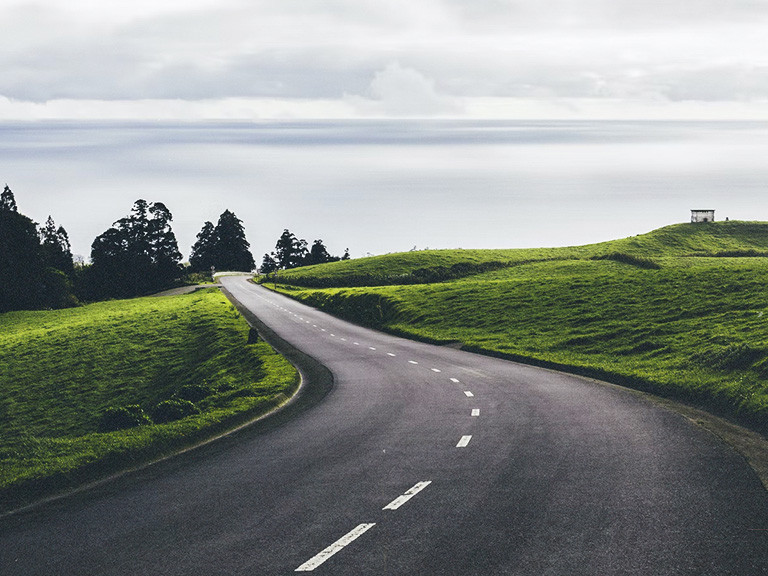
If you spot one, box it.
[3,0,768,119]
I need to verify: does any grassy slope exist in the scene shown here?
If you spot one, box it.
[271,222,768,428]
[0,289,298,506]
[277,221,768,288]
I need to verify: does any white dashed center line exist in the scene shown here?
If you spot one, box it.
[431,368,441,373]
[369,347,376,350]
[383,481,432,510]
[450,378,460,383]
[471,409,480,417]
[464,391,474,397]
[408,360,419,365]
[456,435,472,448]
[295,523,376,572]
[387,353,396,357]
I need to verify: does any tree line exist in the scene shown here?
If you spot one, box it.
[0,187,256,312]
[1,186,351,313]
[259,229,349,274]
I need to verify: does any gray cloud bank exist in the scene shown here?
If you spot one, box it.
[2,0,768,118]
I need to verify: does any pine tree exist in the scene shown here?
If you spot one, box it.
[260,253,278,275]
[0,186,46,311]
[1,185,17,212]
[148,202,182,288]
[40,215,74,274]
[189,221,216,272]
[210,210,255,271]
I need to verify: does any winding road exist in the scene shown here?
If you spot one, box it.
[2,276,768,575]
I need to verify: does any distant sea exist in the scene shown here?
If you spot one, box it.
[1,120,767,260]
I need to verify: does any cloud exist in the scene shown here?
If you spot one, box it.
[3,0,768,118]
[350,62,463,116]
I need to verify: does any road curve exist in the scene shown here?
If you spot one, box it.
[2,276,767,575]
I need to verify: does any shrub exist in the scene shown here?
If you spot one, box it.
[175,384,214,402]
[98,405,151,432]
[153,399,200,424]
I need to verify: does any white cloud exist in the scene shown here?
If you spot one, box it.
[350,63,463,116]
[3,0,768,118]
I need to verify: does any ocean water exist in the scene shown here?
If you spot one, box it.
[1,120,767,261]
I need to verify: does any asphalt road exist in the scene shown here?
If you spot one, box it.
[2,276,767,575]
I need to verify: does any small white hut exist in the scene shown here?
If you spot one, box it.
[691,209,715,223]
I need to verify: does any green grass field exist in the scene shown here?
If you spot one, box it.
[0,288,297,509]
[269,222,768,429]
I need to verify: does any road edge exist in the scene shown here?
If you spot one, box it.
[269,284,768,492]
[0,286,333,520]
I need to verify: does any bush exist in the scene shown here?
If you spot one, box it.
[175,384,214,402]
[153,399,200,424]
[98,405,151,432]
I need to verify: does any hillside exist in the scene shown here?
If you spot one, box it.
[0,289,298,510]
[274,221,768,287]
[266,221,768,428]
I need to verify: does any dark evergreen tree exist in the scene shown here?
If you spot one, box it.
[1,185,17,211]
[0,186,46,311]
[305,239,338,266]
[341,248,351,261]
[274,229,308,269]
[210,210,255,271]
[189,221,216,272]
[148,202,182,288]
[89,200,182,299]
[260,253,278,275]
[40,215,74,274]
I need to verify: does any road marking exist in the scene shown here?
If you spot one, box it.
[330,334,336,337]
[457,435,472,448]
[408,360,419,365]
[321,329,327,332]
[306,321,311,324]
[313,325,317,328]
[341,338,347,341]
[387,353,396,357]
[295,523,376,572]
[431,368,441,373]
[354,342,360,346]
[369,347,376,350]
[471,409,480,416]
[383,481,432,510]
[450,378,460,383]
[464,391,474,397]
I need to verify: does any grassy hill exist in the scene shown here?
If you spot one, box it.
[276,221,768,288]
[0,289,297,511]
[266,221,768,429]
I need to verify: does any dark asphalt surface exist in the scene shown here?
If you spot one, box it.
[2,276,767,575]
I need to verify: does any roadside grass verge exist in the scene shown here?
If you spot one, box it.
[0,289,298,511]
[271,222,768,431]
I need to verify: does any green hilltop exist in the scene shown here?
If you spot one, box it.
[268,221,768,428]
[276,221,768,288]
